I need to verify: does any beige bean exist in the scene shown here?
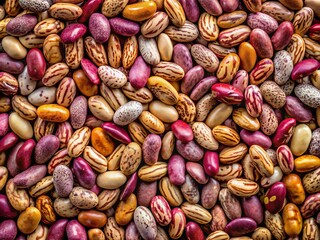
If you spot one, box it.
[9,112,33,139]
[206,103,233,128]
[12,95,37,121]
[107,144,125,171]
[149,100,179,123]
[192,122,219,150]
[88,95,114,122]
[2,36,27,59]
[290,124,312,156]
[157,33,173,61]
[138,162,168,182]
[67,126,91,157]
[160,131,175,160]
[97,171,127,190]
[6,179,30,211]
[139,111,165,134]
[83,146,108,173]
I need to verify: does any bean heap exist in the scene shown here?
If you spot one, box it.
[0,0,320,239]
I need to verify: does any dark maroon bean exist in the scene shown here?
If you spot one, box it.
[15,139,36,171]
[73,157,96,189]
[137,181,157,207]
[89,13,111,43]
[47,219,68,240]
[203,151,219,177]
[101,122,131,144]
[186,222,205,240]
[240,129,272,149]
[13,165,47,188]
[26,48,46,81]
[225,217,257,237]
[6,14,38,36]
[109,18,140,37]
[0,113,9,137]
[291,59,320,80]
[0,132,18,153]
[34,135,60,164]
[0,194,18,218]
[176,140,204,162]
[120,172,138,201]
[78,0,104,23]
[0,53,24,74]
[7,142,23,177]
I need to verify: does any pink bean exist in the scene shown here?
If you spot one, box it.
[171,120,194,143]
[203,151,219,177]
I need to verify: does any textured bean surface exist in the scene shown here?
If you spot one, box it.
[0,0,320,239]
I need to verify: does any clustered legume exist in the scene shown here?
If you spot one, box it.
[0,0,320,239]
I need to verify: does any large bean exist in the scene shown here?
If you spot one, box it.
[0,194,18,218]
[0,1,320,240]
[34,135,60,164]
[13,165,47,188]
[73,157,96,189]
[47,219,68,240]
[0,53,24,74]
[66,220,87,240]
[0,220,17,240]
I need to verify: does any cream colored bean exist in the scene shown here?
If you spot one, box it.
[67,126,91,157]
[192,122,219,150]
[149,100,179,123]
[83,146,108,173]
[2,36,27,60]
[9,112,33,139]
[205,103,233,129]
[6,179,30,211]
[88,95,114,122]
[157,33,173,61]
[97,171,127,190]
[290,124,312,156]
[27,224,48,240]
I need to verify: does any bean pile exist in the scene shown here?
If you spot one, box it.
[0,0,320,239]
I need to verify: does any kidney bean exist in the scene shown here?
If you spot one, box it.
[47,219,68,240]
[26,48,46,81]
[66,220,87,240]
[171,120,194,143]
[0,113,9,137]
[0,132,18,153]
[73,157,96,189]
[1,1,320,239]
[15,139,36,171]
[0,194,18,218]
[0,220,17,240]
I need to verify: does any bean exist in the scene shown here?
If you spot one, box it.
[0,1,320,239]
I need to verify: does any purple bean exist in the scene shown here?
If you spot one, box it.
[120,172,138,201]
[72,157,96,189]
[0,113,9,137]
[168,154,186,186]
[0,132,18,153]
[66,220,87,240]
[0,194,18,218]
[0,220,17,240]
[15,139,36,171]
[60,23,87,43]
[13,165,47,188]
